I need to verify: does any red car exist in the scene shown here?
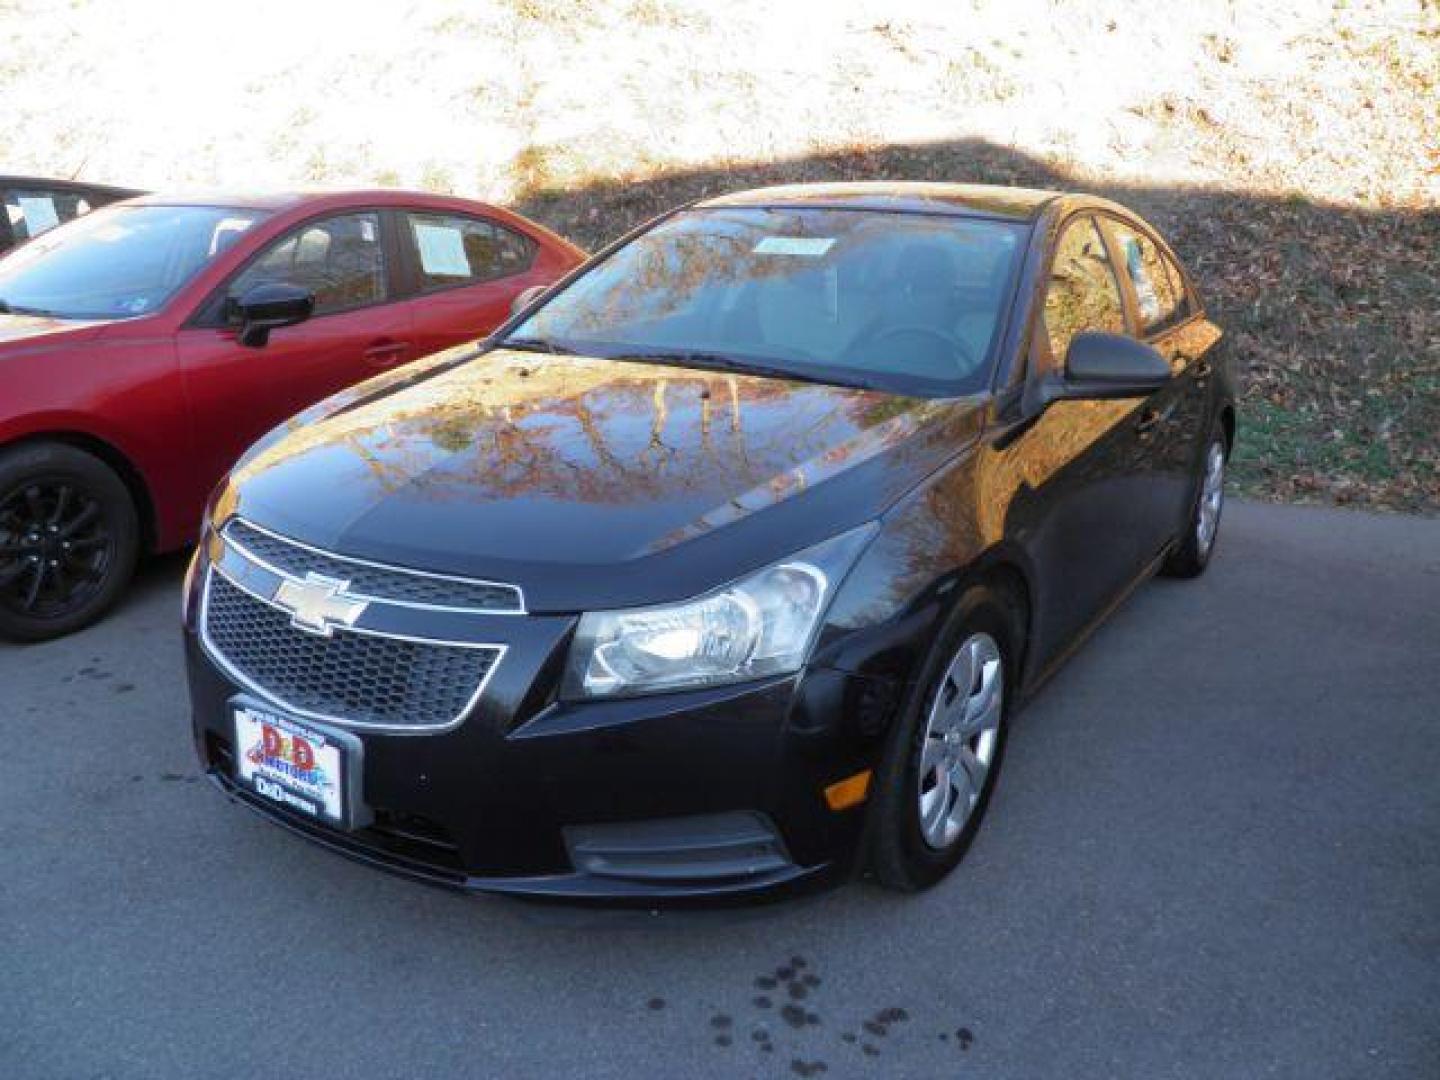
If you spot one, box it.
[0,190,584,641]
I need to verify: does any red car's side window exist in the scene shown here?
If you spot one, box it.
[225,212,387,319]
[401,211,537,292]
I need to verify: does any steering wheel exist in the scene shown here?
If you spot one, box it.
[852,324,977,377]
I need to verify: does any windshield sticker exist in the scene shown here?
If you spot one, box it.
[753,237,835,257]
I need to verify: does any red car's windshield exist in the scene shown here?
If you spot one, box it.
[0,204,266,320]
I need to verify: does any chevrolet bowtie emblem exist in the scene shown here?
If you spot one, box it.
[272,572,369,636]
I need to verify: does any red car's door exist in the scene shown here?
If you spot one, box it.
[175,210,413,511]
[392,208,558,356]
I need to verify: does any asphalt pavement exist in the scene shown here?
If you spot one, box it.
[2,500,1437,1079]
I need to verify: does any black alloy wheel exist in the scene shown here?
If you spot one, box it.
[0,443,140,642]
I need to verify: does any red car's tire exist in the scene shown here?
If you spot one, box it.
[0,442,140,642]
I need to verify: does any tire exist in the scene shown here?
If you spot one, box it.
[0,442,140,642]
[868,584,1020,892]
[1162,427,1228,579]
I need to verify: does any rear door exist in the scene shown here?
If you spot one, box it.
[1098,215,1205,552]
[392,209,544,356]
[176,209,414,503]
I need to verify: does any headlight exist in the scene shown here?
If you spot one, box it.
[562,524,876,699]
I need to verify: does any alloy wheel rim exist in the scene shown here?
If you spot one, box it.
[1196,441,1225,554]
[917,631,1003,850]
[0,479,114,618]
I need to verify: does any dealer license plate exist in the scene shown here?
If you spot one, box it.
[233,704,350,826]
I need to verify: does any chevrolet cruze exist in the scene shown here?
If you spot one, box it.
[184,183,1234,903]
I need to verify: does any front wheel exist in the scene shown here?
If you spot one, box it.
[0,443,140,642]
[867,586,1019,891]
[1162,430,1227,579]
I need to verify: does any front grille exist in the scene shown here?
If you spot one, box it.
[223,519,523,613]
[202,571,500,730]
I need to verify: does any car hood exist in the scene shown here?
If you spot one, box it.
[0,312,110,347]
[225,349,985,611]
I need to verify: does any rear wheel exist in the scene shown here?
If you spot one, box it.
[1162,429,1227,579]
[0,443,140,642]
[868,585,1019,891]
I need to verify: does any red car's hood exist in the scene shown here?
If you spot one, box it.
[0,312,110,347]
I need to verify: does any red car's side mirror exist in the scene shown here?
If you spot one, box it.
[233,283,315,348]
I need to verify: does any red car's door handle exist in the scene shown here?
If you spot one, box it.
[364,340,411,367]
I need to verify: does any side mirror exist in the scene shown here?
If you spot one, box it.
[1065,331,1171,391]
[232,283,315,348]
[1027,331,1171,411]
[510,283,550,318]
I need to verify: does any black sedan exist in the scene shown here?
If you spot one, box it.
[183,183,1234,903]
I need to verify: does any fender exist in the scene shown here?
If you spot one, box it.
[0,412,169,549]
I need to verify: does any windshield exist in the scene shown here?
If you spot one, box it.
[0,204,266,319]
[506,207,1025,395]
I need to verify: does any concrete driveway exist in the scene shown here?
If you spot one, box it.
[2,501,1437,1079]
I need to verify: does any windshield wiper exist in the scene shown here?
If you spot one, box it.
[606,349,879,391]
[501,336,578,356]
[0,298,57,317]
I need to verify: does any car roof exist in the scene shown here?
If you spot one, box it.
[118,189,506,214]
[695,182,1065,221]
[0,175,143,198]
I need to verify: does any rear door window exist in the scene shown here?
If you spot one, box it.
[402,212,536,291]
[1106,220,1191,335]
[1042,216,1127,362]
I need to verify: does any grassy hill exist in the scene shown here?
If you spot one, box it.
[4,0,1436,509]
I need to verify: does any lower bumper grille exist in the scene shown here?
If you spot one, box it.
[564,812,793,884]
[201,570,500,730]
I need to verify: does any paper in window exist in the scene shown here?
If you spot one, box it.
[414,224,470,276]
[753,237,835,257]
[17,196,60,235]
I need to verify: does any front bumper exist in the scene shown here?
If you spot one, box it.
[184,609,889,906]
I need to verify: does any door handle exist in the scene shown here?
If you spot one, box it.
[363,340,411,367]
[1135,402,1174,437]
[1179,353,1212,380]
